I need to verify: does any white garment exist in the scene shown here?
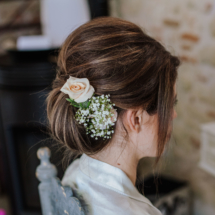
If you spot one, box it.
[62,153,162,215]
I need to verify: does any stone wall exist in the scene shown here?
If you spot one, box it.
[110,0,215,214]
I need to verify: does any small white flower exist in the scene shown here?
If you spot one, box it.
[74,94,117,140]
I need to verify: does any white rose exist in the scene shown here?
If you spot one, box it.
[60,76,95,103]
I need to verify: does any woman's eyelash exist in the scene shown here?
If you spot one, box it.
[174,99,178,106]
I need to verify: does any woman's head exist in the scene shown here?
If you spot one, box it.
[118,82,178,161]
[46,17,180,163]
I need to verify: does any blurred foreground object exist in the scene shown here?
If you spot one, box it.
[36,147,85,215]
[0,209,6,215]
[199,122,215,177]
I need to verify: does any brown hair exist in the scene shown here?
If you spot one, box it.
[46,17,180,164]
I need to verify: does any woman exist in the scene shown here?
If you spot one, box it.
[46,17,180,215]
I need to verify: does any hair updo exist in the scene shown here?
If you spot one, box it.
[46,17,180,163]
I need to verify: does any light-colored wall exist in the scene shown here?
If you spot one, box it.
[110,0,215,214]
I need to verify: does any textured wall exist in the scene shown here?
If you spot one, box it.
[109,0,215,214]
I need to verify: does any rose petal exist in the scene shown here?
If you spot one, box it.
[68,76,76,81]
[68,78,90,92]
[75,85,95,103]
[60,81,71,94]
[70,83,86,93]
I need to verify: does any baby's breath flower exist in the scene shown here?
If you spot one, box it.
[75,94,117,140]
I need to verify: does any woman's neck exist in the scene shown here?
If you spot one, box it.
[89,136,140,185]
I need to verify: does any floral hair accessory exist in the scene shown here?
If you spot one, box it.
[60,76,117,140]
[60,76,95,103]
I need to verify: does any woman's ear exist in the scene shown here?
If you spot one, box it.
[124,109,143,133]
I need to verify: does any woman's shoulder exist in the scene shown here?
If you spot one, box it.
[64,158,80,175]
[61,157,162,215]
[61,158,80,187]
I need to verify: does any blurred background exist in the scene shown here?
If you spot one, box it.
[0,0,215,215]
